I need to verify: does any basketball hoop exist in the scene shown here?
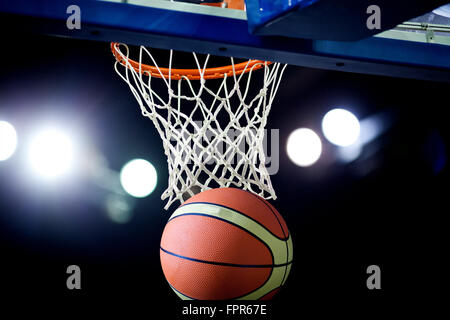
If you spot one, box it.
[111,43,269,81]
[111,1,287,209]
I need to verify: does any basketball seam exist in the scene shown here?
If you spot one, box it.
[162,250,290,300]
[168,282,196,300]
[243,190,288,238]
[177,202,289,241]
[161,250,274,300]
[243,190,290,290]
[165,212,275,265]
[160,247,292,268]
[234,262,274,300]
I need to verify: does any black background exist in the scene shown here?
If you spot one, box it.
[0,31,448,316]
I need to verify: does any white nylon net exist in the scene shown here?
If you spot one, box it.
[112,44,286,209]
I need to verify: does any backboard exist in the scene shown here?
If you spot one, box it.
[0,0,449,81]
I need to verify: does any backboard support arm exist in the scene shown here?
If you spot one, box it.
[0,0,449,82]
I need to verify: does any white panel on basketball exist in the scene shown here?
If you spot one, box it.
[170,203,292,266]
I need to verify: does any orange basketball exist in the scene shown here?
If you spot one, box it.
[160,188,293,300]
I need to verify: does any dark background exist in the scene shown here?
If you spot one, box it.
[0,31,448,315]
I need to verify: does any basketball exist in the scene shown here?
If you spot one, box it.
[160,188,293,300]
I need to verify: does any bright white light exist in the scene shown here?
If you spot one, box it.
[433,4,450,18]
[338,144,363,163]
[322,108,360,147]
[28,128,75,179]
[0,121,18,161]
[120,159,157,198]
[287,128,322,167]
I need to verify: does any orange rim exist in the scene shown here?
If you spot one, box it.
[201,0,245,10]
[110,1,269,81]
[111,43,270,81]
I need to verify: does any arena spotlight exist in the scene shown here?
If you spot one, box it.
[120,159,157,198]
[337,144,363,163]
[433,4,450,18]
[0,120,18,161]
[287,128,322,167]
[336,112,392,163]
[322,108,360,147]
[27,128,76,179]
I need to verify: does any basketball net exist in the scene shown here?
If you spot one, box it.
[112,43,286,209]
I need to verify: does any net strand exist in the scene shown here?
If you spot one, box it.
[113,44,287,209]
